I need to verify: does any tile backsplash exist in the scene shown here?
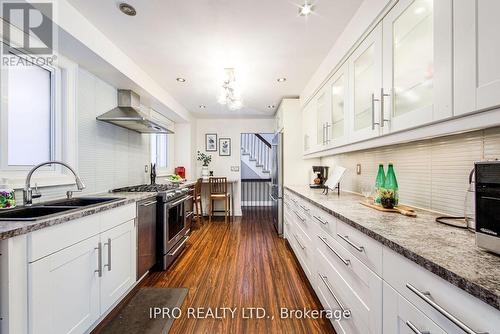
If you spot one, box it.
[320,127,500,216]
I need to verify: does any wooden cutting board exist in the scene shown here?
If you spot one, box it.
[360,201,417,217]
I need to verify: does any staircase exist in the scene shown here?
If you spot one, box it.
[241,133,271,177]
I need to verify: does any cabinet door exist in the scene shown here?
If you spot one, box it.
[29,235,100,334]
[382,0,452,132]
[302,102,317,154]
[316,87,331,147]
[100,220,136,312]
[348,23,383,142]
[455,0,500,115]
[329,63,349,147]
[383,282,447,334]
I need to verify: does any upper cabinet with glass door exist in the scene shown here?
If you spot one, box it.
[454,0,500,116]
[381,0,452,133]
[348,23,383,143]
[316,86,331,148]
[328,63,349,147]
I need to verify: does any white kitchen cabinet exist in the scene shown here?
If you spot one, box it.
[383,282,447,334]
[100,220,136,312]
[302,102,317,154]
[275,103,284,132]
[329,63,349,147]
[382,0,453,133]
[348,23,383,143]
[454,0,500,116]
[316,87,331,147]
[27,204,137,334]
[29,235,101,334]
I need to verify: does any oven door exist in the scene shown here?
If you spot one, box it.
[166,196,187,251]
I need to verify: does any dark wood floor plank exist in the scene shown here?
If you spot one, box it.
[142,207,335,334]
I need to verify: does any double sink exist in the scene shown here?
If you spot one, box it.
[0,197,123,221]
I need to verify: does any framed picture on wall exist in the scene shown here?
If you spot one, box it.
[205,133,217,151]
[219,138,231,156]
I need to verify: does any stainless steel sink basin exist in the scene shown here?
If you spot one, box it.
[42,197,122,207]
[0,197,123,221]
[0,206,77,221]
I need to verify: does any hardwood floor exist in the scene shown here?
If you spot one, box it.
[141,207,335,334]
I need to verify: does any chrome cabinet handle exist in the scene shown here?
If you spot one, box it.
[371,93,380,130]
[167,236,189,256]
[406,321,430,334]
[406,283,488,334]
[299,204,310,212]
[293,210,305,222]
[103,238,112,271]
[337,234,364,252]
[313,215,328,225]
[325,123,331,144]
[318,236,350,266]
[293,234,306,249]
[380,88,390,128]
[322,123,326,145]
[140,200,157,207]
[319,274,351,317]
[94,242,102,277]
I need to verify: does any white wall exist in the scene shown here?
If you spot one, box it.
[195,118,274,215]
[173,119,197,180]
[15,68,150,201]
[320,127,500,216]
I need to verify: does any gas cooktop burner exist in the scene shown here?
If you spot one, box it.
[112,183,179,193]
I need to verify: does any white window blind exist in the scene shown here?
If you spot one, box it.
[7,62,52,166]
[151,134,168,168]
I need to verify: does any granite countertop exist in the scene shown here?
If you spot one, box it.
[0,181,199,241]
[285,185,500,311]
[0,192,157,241]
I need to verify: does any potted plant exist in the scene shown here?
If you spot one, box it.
[378,188,397,209]
[197,151,212,179]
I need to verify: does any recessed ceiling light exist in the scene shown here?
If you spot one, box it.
[199,105,206,109]
[119,3,137,16]
[267,105,276,109]
[176,77,186,83]
[277,77,287,83]
[299,2,314,16]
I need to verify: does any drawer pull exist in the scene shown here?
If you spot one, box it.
[313,215,328,225]
[293,234,306,249]
[299,204,310,212]
[293,210,305,222]
[319,274,351,317]
[406,283,488,334]
[318,236,350,266]
[337,234,364,252]
[406,321,431,334]
[94,242,102,277]
[406,321,430,334]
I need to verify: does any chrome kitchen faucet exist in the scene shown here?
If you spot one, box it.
[23,161,86,205]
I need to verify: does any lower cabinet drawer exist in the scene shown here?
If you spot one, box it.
[383,247,500,334]
[383,282,447,334]
[336,220,383,276]
[315,240,383,334]
[288,222,315,285]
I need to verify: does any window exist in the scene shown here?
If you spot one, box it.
[151,134,168,169]
[6,59,54,166]
[0,46,78,187]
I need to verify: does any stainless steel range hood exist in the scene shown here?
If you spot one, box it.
[97,90,174,134]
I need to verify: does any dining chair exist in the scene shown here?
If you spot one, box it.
[193,178,204,225]
[208,177,231,223]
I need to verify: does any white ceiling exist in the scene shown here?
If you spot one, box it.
[67,0,363,118]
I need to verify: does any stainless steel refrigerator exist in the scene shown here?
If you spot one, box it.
[270,132,283,236]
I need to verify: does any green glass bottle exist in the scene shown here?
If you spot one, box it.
[384,162,399,206]
[374,163,386,204]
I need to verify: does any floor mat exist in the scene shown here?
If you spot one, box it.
[99,287,188,334]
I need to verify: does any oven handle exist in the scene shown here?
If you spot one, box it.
[168,196,189,208]
[167,236,189,256]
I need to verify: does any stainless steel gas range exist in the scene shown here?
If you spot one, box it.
[112,183,193,271]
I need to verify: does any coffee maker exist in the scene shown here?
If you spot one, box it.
[310,166,330,189]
